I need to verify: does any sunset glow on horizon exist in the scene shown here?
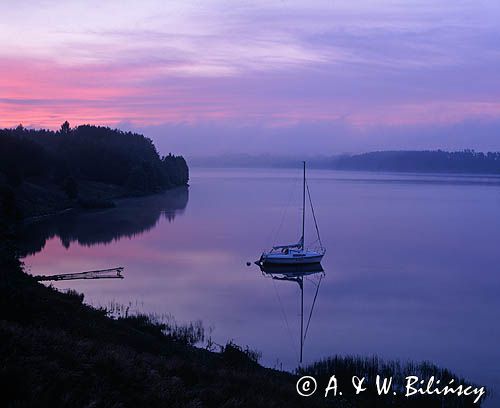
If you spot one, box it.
[2,0,500,154]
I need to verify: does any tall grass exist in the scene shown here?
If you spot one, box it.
[299,355,487,407]
[103,301,205,346]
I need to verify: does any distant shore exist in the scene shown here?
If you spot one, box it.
[189,150,500,175]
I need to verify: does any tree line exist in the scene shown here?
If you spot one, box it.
[329,150,500,173]
[0,122,188,220]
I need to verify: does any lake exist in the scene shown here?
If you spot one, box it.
[21,167,500,405]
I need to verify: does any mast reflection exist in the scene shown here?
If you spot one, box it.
[256,261,325,364]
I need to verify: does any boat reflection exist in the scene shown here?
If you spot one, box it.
[256,261,325,364]
[256,261,324,278]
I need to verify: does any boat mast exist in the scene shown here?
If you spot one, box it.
[301,161,306,249]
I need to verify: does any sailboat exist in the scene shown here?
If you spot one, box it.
[257,162,325,265]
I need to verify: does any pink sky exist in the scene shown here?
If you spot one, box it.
[1,0,500,154]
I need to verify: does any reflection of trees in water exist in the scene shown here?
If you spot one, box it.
[18,187,188,257]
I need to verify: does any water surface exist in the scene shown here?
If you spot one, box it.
[22,168,500,405]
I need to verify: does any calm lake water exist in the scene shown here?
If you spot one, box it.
[22,168,500,405]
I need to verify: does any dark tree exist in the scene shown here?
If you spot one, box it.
[60,121,71,135]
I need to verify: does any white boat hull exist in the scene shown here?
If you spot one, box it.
[259,251,324,265]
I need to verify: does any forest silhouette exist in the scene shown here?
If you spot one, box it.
[0,122,188,220]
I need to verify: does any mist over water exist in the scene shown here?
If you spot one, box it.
[21,168,500,405]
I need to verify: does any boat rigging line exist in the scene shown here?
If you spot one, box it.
[303,273,323,342]
[306,180,323,249]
